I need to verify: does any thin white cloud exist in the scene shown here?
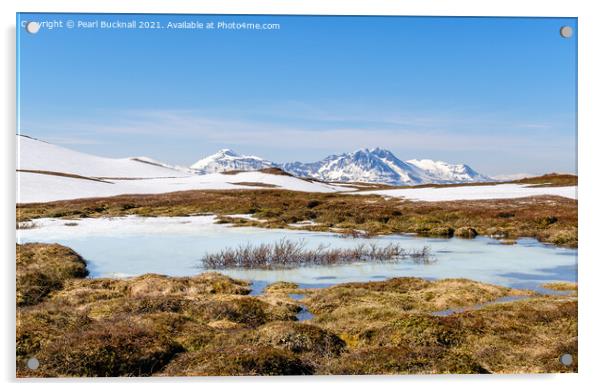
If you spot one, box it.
[22,108,570,153]
[20,107,574,177]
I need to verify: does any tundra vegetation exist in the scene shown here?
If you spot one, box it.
[17,243,577,377]
[17,174,577,248]
[541,282,578,292]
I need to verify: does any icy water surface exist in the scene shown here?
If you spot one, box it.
[17,215,577,292]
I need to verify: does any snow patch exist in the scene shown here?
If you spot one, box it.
[356,184,577,202]
[17,135,188,179]
[17,170,350,203]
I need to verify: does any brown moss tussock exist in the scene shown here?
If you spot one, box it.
[257,321,346,356]
[326,346,490,375]
[16,243,577,377]
[17,243,88,306]
[541,282,578,292]
[514,173,577,187]
[303,277,525,316]
[161,346,314,376]
[34,318,183,377]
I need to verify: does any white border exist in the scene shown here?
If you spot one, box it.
[2,1,601,390]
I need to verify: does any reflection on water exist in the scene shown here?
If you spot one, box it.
[500,264,577,281]
[288,293,313,321]
[250,280,269,296]
[498,264,577,293]
[17,216,578,292]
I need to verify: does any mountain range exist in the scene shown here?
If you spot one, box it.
[17,135,577,204]
[190,147,491,186]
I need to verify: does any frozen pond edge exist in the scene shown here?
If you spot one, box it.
[17,215,578,293]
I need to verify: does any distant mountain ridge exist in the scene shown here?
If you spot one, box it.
[190,147,491,185]
[190,149,275,173]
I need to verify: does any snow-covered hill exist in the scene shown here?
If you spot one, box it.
[18,135,189,179]
[491,173,537,181]
[190,149,275,174]
[17,171,350,203]
[282,148,491,185]
[129,156,196,175]
[17,136,349,203]
[356,183,577,202]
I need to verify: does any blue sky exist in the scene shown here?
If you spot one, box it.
[17,14,577,175]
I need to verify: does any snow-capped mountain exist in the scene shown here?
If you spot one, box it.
[191,147,490,185]
[190,149,275,174]
[281,148,491,185]
[283,148,423,185]
[406,159,491,184]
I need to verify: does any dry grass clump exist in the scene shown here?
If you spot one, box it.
[425,226,456,237]
[455,297,577,373]
[363,313,467,349]
[514,173,577,187]
[125,272,252,296]
[17,243,88,306]
[339,277,433,293]
[416,279,529,310]
[454,226,478,238]
[44,272,252,315]
[201,296,295,326]
[201,239,434,269]
[135,312,217,351]
[544,227,578,248]
[541,282,578,291]
[161,345,314,376]
[256,321,346,356]
[50,277,293,327]
[264,281,299,293]
[16,303,90,363]
[302,277,523,317]
[325,346,489,375]
[17,188,577,247]
[22,318,183,377]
